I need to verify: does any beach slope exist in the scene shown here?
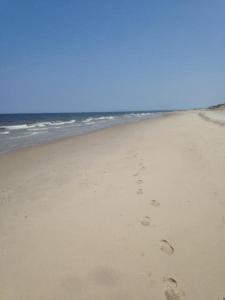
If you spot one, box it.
[0,111,225,300]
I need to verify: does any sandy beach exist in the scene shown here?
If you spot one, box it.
[0,111,225,300]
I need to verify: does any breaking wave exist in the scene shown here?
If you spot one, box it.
[0,120,76,131]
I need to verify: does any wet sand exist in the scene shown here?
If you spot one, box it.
[0,111,225,300]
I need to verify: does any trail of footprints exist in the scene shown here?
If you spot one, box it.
[134,154,160,229]
[132,152,184,299]
[134,156,145,196]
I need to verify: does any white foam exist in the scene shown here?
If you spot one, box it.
[82,116,115,123]
[97,116,115,120]
[84,122,95,125]
[46,120,76,126]
[3,120,76,131]
[82,118,94,123]
[4,124,30,130]
[0,131,10,135]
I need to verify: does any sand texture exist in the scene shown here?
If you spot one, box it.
[0,111,225,300]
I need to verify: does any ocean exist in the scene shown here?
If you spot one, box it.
[0,111,163,153]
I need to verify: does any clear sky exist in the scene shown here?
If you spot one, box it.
[1,0,225,113]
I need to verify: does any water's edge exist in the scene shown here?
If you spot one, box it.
[0,111,167,154]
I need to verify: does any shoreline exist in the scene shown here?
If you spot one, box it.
[0,111,166,155]
[0,111,174,158]
[1,110,225,300]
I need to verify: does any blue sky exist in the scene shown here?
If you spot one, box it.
[1,0,225,113]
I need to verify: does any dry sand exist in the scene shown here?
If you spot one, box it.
[0,111,225,300]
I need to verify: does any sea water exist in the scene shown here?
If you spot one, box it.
[0,111,163,153]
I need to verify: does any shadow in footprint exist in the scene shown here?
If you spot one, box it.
[140,216,151,226]
[137,179,143,184]
[163,277,185,300]
[160,240,174,255]
[133,172,139,177]
[163,277,177,288]
[136,188,143,195]
[164,289,183,300]
[151,200,160,207]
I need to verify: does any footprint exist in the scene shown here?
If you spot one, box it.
[163,277,184,300]
[136,188,143,195]
[136,179,143,184]
[150,199,160,207]
[140,220,150,226]
[133,172,139,177]
[140,216,151,226]
[164,289,183,300]
[160,240,174,255]
[163,277,177,288]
